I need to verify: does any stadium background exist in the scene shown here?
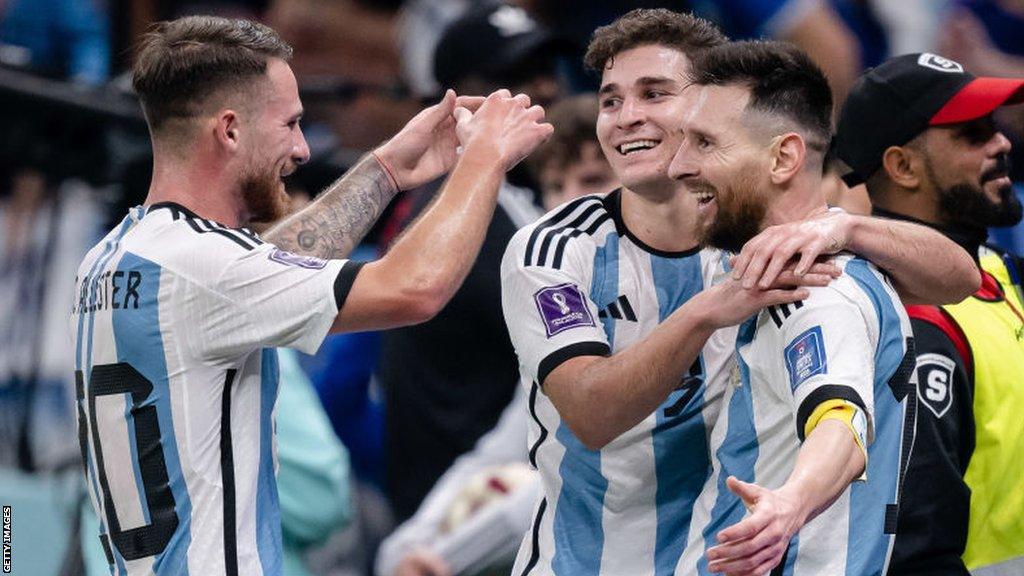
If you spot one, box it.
[1,0,1022,575]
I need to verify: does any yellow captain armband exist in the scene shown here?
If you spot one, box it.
[803,399,869,481]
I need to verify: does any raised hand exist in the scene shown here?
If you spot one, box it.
[373,90,487,191]
[453,89,554,172]
[706,476,803,576]
[731,210,853,290]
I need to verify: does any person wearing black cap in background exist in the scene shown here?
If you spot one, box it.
[378,0,571,528]
[834,52,1024,576]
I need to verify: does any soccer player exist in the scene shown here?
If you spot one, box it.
[500,9,977,575]
[69,16,552,576]
[670,41,915,576]
[834,53,1024,575]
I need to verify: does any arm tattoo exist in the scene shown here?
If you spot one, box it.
[264,153,400,260]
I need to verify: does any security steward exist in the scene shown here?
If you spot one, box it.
[834,53,1024,576]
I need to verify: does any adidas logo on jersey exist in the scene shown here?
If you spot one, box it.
[598,295,637,322]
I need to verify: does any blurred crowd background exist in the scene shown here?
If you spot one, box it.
[2,1,1023,575]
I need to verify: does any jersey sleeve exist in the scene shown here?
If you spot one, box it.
[186,242,362,359]
[500,228,610,386]
[770,291,876,447]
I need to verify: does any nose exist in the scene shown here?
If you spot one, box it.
[668,138,697,181]
[293,127,311,166]
[990,130,1012,157]
[616,96,645,129]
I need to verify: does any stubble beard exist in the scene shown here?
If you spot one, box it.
[698,173,768,254]
[931,154,1022,228]
[240,162,290,225]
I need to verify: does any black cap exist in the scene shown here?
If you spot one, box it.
[834,53,1024,186]
[432,2,564,89]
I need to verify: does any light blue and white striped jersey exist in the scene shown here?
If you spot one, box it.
[501,190,738,576]
[681,254,917,576]
[69,203,360,576]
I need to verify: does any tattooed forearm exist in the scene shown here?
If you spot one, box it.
[265,153,400,260]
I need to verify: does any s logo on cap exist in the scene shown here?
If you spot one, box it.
[917,53,964,74]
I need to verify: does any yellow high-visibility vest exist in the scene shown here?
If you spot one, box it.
[944,248,1024,574]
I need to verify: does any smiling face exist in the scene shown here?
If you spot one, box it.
[669,84,774,252]
[238,58,310,224]
[596,44,693,195]
[919,115,1021,228]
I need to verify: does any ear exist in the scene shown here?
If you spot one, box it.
[769,132,805,185]
[880,145,923,190]
[214,109,241,152]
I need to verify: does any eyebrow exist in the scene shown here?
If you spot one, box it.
[599,76,679,96]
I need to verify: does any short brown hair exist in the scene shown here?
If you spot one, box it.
[527,94,601,177]
[584,9,726,73]
[132,16,293,132]
[689,41,833,150]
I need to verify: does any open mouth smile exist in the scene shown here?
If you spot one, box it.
[616,139,660,155]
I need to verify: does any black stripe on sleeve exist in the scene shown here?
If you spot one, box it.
[767,306,783,328]
[524,197,602,266]
[221,369,239,576]
[536,204,601,266]
[333,260,366,310]
[550,213,612,270]
[234,227,264,246]
[537,341,610,386]
[519,498,547,576]
[182,216,255,250]
[527,382,547,468]
[794,384,867,442]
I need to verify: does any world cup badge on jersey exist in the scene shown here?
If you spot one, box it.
[784,326,828,391]
[533,283,595,337]
[268,248,328,270]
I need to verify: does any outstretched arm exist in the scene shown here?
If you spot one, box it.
[265,153,399,260]
[266,90,483,260]
[730,211,980,305]
[705,420,865,576]
[544,279,816,450]
[333,90,553,332]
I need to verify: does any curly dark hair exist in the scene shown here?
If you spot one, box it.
[132,16,292,132]
[584,9,726,73]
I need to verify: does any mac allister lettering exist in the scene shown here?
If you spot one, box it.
[72,270,143,315]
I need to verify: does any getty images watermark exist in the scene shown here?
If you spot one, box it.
[2,505,10,573]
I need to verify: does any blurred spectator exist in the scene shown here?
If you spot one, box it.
[690,0,861,106]
[0,169,106,472]
[375,386,538,576]
[266,0,420,151]
[431,1,568,108]
[395,0,472,99]
[526,94,619,211]
[0,0,111,85]
[378,1,572,526]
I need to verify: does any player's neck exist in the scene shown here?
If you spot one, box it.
[763,179,829,227]
[620,184,700,252]
[145,154,244,228]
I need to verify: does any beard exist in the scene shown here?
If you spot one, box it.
[934,154,1022,228]
[697,173,768,254]
[240,161,290,225]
